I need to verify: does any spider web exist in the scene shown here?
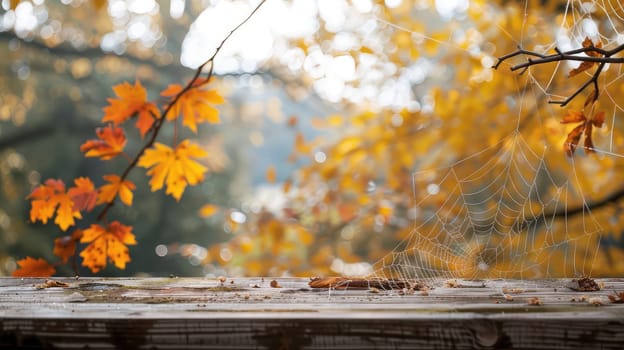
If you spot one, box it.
[368,0,624,286]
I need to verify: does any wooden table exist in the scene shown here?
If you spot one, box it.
[1,277,624,349]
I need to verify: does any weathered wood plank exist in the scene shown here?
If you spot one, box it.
[1,277,624,349]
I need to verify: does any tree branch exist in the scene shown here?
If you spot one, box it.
[95,0,267,221]
[493,43,624,106]
[515,186,624,232]
[0,31,190,77]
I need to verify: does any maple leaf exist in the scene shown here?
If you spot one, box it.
[12,257,56,277]
[569,37,603,77]
[97,174,136,206]
[161,83,224,133]
[28,179,82,231]
[80,221,137,273]
[68,177,97,212]
[102,81,160,137]
[560,109,605,156]
[80,125,127,160]
[138,140,208,201]
[53,229,83,263]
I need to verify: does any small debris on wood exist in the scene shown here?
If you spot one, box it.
[369,287,380,294]
[251,284,260,288]
[269,280,281,288]
[588,297,603,306]
[502,287,524,294]
[444,279,460,288]
[504,294,514,302]
[567,277,600,291]
[398,287,416,296]
[608,292,624,303]
[218,276,227,284]
[528,297,543,306]
[35,279,70,289]
[230,280,234,284]
[308,277,417,290]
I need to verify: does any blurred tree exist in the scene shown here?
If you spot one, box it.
[202,0,624,278]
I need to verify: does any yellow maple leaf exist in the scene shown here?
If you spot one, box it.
[161,82,224,133]
[138,140,208,201]
[97,174,136,206]
[80,221,137,273]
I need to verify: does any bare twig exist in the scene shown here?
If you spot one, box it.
[493,43,624,106]
[96,0,267,221]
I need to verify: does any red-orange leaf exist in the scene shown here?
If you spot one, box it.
[560,110,586,124]
[80,221,137,273]
[583,37,603,57]
[53,229,83,263]
[68,177,97,212]
[584,122,595,153]
[568,38,603,77]
[592,111,605,127]
[102,81,160,135]
[97,174,135,206]
[28,179,82,231]
[161,83,224,133]
[562,109,606,156]
[138,140,208,201]
[569,61,595,78]
[80,125,127,160]
[564,124,585,157]
[12,257,56,277]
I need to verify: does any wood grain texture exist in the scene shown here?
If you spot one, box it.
[1,277,624,349]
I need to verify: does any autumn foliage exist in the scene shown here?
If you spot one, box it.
[15,76,222,276]
[11,0,624,279]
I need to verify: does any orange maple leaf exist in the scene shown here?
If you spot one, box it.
[80,221,137,273]
[80,125,127,160]
[138,140,208,201]
[28,179,82,231]
[53,229,83,263]
[97,174,135,206]
[12,257,56,277]
[102,81,160,136]
[67,177,97,212]
[161,82,224,133]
